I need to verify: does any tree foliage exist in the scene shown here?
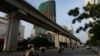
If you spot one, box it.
[68,3,100,44]
[68,3,100,33]
[31,37,51,47]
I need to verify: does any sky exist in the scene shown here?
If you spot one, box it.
[0,0,88,43]
[24,0,88,43]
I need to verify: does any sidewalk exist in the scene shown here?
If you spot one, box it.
[92,46,100,56]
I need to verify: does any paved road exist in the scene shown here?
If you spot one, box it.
[39,48,97,56]
[0,48,97,56]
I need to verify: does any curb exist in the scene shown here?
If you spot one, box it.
[91,48,100,56]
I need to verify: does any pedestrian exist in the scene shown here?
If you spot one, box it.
[61,46,64,51]
[25,44,38,56]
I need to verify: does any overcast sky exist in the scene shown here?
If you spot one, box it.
[0,0,88,43]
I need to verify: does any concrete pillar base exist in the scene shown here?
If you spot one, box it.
[55,33,60,48]
[3,11,20,51]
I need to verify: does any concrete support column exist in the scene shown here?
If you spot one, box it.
[75,41,77,48]
[77,41,80,48]
[3,11,20,51]
[69,38,72,48]
[73,40,76,48]
[72,39,74,46]
[76,41,80,48]
[70,39,74,47]
[72,39,73,43]
[55,33,60,48]
[67,38,70,48]
[78,42,81,47]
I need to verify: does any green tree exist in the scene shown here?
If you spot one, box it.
[68,3,100,45]
[31,37,49,47]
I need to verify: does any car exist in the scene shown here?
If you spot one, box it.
[39,46,46,50]
[86,45,91,49]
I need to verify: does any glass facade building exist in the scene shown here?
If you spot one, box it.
[35,0,56,37]
[39,0,56,22]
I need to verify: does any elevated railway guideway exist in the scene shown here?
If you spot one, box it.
[0,0,80,51]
